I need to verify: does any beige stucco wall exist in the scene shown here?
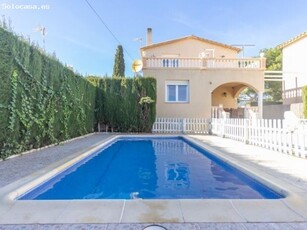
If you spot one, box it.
[283,36,307,89]
[141,36,264,118]
[211,87,237,108]
[142,38,238,59]
[144,69,264,118]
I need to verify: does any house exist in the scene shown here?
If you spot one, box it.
[277,32,307,117]
[141,28,266,118]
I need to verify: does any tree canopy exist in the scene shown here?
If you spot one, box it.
[262,48,282,102]
[239,47,282,104]
[262,48,282,71]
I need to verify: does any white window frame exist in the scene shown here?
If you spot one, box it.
[165,81,189,103]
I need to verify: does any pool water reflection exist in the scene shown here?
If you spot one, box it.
[19,137,282,200]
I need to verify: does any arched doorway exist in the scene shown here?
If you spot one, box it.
[211,82,261,118]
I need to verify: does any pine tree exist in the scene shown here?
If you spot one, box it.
[262,48,282,102]
[112,45,125,77]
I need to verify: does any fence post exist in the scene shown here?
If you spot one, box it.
[221,118,225,137]
[208,118,213,135]
[244,119,249,144]
[182,118,186,134]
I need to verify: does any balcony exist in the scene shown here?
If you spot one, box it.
[283,87,303,105]
[142,57,266,70]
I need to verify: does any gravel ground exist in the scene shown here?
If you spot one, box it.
[0,133,112,188]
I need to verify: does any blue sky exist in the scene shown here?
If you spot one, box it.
[1,0,307,77]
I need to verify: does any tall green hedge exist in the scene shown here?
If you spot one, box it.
[0,25,157,159]
[87,76,156,133]
[303,86,307,118]
[0,27,96,159]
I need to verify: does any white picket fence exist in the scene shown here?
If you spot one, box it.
[211,118,307,158]
[152,117,307,158]
[152,117,210,134]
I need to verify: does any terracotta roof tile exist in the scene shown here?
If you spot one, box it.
[277,31,307,49]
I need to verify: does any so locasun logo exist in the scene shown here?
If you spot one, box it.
[1,3,50,10]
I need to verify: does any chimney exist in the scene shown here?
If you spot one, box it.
[146,28,152,46]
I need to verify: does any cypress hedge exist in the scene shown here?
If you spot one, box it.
[87,76,156,133]
[0,26,157,159]
[0,26,96,159]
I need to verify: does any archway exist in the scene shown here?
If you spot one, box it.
[211,82,260,118]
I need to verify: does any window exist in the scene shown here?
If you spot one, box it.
[166,81,189,103]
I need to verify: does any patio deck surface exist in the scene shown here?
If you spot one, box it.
[1,133,307,229]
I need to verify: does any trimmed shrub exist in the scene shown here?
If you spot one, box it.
[0,25,157,159]
[87,76,156,133]
[0,27,96,159]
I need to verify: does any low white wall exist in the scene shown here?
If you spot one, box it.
[290,103,304,118]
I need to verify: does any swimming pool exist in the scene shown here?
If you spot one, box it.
[18,136,282,200]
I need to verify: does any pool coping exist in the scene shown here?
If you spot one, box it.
[1,134,307,224]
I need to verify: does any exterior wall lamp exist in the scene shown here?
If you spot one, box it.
[222,92,227,97]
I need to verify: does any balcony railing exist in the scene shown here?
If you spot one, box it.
[283,87,303,104]
[142,57,266,70]
[283,87,302,99]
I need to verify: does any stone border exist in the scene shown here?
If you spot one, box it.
[1,133,97,162]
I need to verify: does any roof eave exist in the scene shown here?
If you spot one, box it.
[141,35,241,52]
[277,31,307,49]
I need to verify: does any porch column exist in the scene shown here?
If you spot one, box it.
[258,91,263,118]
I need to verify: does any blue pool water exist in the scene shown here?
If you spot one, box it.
[19,137,283,200]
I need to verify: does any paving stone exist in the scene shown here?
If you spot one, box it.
[197,223,247,230]
[242,223,295,230]
[107,223,147,230]
[1,223,307,229]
